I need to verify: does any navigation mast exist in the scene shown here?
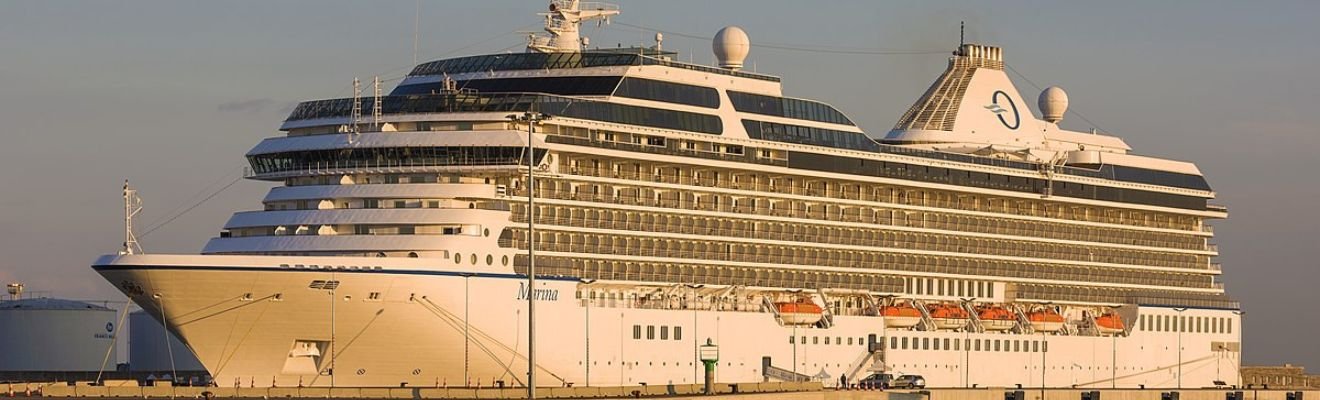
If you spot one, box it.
[527,0,619,53]
[121,180,143,255]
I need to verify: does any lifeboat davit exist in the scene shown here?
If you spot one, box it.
[1027,309,1065,332]
[1095,312,1125,335]
[881,304,922,328]
[978,306,1017,331]
[927,304,970,330]
[776,298,824,325]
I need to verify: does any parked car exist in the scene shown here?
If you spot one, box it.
[858,373,896,388]
[891,374,927,389]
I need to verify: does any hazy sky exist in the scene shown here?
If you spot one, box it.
[1,1,1316,368]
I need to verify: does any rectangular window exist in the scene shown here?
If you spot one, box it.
[647,325,655,340]
[633,325,641,339]
[974,340,981,351]
[933,339,941,350]
[901,337,908,349]
[923,338,930,350]
[790,336,795,344]
[660,326,669,340]
[891,337,898,350]
[813,336,819,345]
[1033,341,1040,353]
[994,340,1001,352]
[1014,340,1020,352]
[674,326,682,341]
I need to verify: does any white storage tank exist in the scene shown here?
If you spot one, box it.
[0,298,118,372]
[128,310,205,373]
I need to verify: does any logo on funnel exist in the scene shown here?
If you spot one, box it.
[985,90,1020,130]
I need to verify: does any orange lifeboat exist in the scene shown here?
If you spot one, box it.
[1095,312,1125,335]
[776,298,824,325]
[927,304,970,330]
[978,306,1017,331]
[880,304,922,328]
[1027,309,1065,332]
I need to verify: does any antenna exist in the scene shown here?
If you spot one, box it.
[122,180,144,255]
[350,78,362,135]
[372,76,382,130]
[412,0,421,66]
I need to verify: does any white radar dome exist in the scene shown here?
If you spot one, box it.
[712,26,750,70]
[1038,86,1069,123]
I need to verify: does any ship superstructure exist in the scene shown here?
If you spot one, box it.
[94,1,1240,389]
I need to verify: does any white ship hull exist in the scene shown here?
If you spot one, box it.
[97,254,1242,389]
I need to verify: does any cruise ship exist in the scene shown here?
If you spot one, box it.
[93,1,1241,390]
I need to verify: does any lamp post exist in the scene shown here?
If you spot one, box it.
[581,278,596,387]
[1039,301,1052,400]
[508,111,551,399]
[1231,310,1245,387]
[1107,304,1123,389]
[684,283,705,385]
[463,272,475,386]
[1173,307,1188,389]
[959,297,977,388]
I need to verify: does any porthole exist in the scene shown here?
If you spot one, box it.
[356,369,366,375]
[486,255,494,265]
[484,228,490,237]
[502,255,509,266]
[470,254,477,264]
[454,253,462,264]
[411,368,421,375]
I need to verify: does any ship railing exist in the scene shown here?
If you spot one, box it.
[513,211,1212,274]
[1209,263,1222,272]
[547,172,1207,250]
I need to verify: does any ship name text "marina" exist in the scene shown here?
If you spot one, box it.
[517,282,560,301]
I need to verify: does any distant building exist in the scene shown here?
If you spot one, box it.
[128,310,205,375]
[1242,364,1320,389]
[0,298,118,382]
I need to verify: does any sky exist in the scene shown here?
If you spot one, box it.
[0,1,1316,369]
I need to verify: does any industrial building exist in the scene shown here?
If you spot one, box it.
[0,296,119,382]
[128,310,205,377]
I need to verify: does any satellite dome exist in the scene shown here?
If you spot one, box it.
[1038,86,1069,123]
[712,26,750,70]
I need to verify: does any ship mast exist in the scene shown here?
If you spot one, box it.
[121,180,143,255]
[527,0,619,53]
